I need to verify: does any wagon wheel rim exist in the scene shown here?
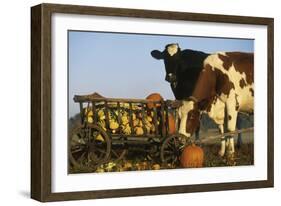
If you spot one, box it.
[160,134,185,166]
[69,124,111,171]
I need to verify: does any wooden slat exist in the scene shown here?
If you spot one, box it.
[104,101,110,130]
[160,101,166,137]
[153,103,158,135]
[165,105,169,136]
[79,102,84,124]
[141,103,147,135]
[128,102,134,134]
[175,107,179,132]
[117,102,121,126]
[92,101,97,124]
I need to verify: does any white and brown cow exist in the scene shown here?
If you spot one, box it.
[178,52,254,156]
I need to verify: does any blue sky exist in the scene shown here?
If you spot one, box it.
[68,31,254,117]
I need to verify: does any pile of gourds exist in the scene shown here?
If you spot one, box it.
[84,104,161,135]
[83,93,176,136]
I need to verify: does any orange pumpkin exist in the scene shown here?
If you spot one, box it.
[146,93,163,109]
[167,114,176,134]
[180,144,204,168]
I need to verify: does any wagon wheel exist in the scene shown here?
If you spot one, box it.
[69,124,111,170]
[160,134,186,165]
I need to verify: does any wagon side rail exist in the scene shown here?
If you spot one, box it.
[73,94,182,105]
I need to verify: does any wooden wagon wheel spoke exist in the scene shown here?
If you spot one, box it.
[71,147,85,154]
[88,152,97,162]
[163,150,174,155]
[77,152,87,163]
[95,148,108,154]
[165,141,176,150]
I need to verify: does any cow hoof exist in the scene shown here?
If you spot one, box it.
[228,151,235,157]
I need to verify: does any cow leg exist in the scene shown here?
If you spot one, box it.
[218,124,226,156]
[236,114,242,149]
[178,109,189,138]
[195,124,200,140]
[225,137,230,148]
[226,99,238,155]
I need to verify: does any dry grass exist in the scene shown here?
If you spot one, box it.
[69,142,254,173]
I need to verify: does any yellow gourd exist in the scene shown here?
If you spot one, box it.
[87,116,93,123]
[109,120,119,130]
[122,124,131,134]
[96,134,104,142]
[98,110,106,120]
[134,127,144,135]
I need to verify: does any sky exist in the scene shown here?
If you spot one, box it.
[68,31,254,117]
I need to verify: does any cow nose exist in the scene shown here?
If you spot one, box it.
[165,73,174,82]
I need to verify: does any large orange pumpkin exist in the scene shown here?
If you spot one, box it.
[146,93,163,109]
[180,144,204,168]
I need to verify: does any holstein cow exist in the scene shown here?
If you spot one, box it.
[151,43,209,100]
[178,52,254,156]
[151,43,209,139]
[151,44,245,146]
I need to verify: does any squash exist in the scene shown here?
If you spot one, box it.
[121,115,129,125]
[96,134,104,142]
[134,127,144,135]
[98,110,106,120]
[180,144,204,168]
[109,120,119,130]
[152,164,161,170]
[84,107,93,116]
[146,93,163,109]
[87,116,93,123]
[121,124,131,134]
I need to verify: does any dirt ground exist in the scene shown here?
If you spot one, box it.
[69,133,254,174]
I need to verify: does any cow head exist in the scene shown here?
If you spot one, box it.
[151,43,181,84]
[179,99,201,138]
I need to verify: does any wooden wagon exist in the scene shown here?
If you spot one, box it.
[69,93,186,171]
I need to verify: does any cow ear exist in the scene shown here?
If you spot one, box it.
[151,50,164,60]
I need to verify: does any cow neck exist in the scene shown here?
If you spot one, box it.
[198,95,217,111]
[189,95,216,112]
[191,63,216,103]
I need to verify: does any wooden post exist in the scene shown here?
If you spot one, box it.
[117,102,121,125]
[141,103,147,135]
[79,102,84,124]
[92,101,97,124]
[104,101,110,130]
[153,103,158,135]
[129,102,134,134]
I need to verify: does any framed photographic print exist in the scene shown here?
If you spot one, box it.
[31,3,274,202]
